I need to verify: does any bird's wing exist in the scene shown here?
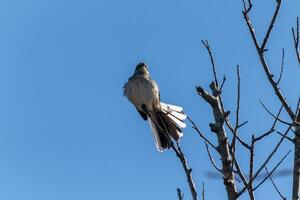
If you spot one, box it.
[135,107,148,120]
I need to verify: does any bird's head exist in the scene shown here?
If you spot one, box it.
[134,62,149,77]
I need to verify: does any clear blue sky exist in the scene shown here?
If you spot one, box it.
[0,0,299,199]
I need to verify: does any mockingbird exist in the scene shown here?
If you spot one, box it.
[124,63,187,151]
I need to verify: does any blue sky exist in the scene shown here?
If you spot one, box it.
[0,0,299,199]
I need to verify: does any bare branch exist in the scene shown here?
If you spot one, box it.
[220,74,227,91]
[201,40,219,89]
[202,183,205,200]
[187,116,218,150]
[292,97,300,200]
[265,167,287,200]
[260,100,292,126]
[234,65,241,133]
[242,4,260,51]
[276,48,285,85]
[177,188,184,200]
[260,0,282,51]
[234,159,249,188]
[196,83,238,199]
[237,121,248,129]
[248,135,255,199]
[242,0,295,120]
[201,39,229,119]
[292,17,300,64]
[197,42,238,197]
[254,105,283,142]
[231,152,255,199]
[205,141,222,173]
[276,131,295,144]
[254,129,275,142]
[226,116,250,152]
[171,143,199,200]
[242,0,253,14]
[237,124,293,197]
[146,111,199,200]
[253,150,291,191]
[230,65,242,188]
[196,86,218,106]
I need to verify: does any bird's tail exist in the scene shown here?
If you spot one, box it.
[148,102,187,152]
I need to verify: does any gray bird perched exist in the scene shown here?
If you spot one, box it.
[123,63,187,151]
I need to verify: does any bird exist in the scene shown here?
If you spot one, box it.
[123,62,187,151]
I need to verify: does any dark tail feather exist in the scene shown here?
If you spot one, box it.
[155,121,171,150]
[151,111,182,150]
[158,112,182,141]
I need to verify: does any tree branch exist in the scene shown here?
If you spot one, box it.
[196,83,238,199]
[265,167,287,200]
[205,140,223,173]
[276,131,295,144]
[260,100,292,126]
[292,98,300,200]
[276,48,285,85]
[145,111,199,200]
[177,188,184,200]
[253,150,291,191]
[248,135,255,200]
[242,0,295,120]
[231,65,241,149]
[201,40,219,89]
[202,182,205,200]
[292,17,300,65]
[171,143,199,200]
[237,124,293,197]
[253,105,283,142]
[187,116,218,150]
[260,0,282,50]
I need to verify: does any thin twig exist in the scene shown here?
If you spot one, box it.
[276,131,295,144]
[234,65,241,133]
[265,167,287,200]
[220,74,227,91]
[254,105,283,142]
[292,17,300,64]
[260,0,282,50]
[242,0,295,121]
[234,159,249,188]
[248,135,255,199]
[226,115,250,150]
[260,100,292,126]
[237,124,293,197]
[276,48,285,85]
[187,116,218,150]
[177,188,184,200]
[205,141,222,173]
[292,97,300,200]
[201,39,228,118]
[242,0,252,14]
[146,111,198,200]
[254,129,275,142]
[202,183,205,200]
[201,40,219,89]
[171,143,199,200]
[253,150,291,191]
[230,65,241,181]
[238,121,248,129]
[232,151,255,199]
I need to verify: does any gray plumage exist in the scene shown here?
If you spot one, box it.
[124,63,187,151]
